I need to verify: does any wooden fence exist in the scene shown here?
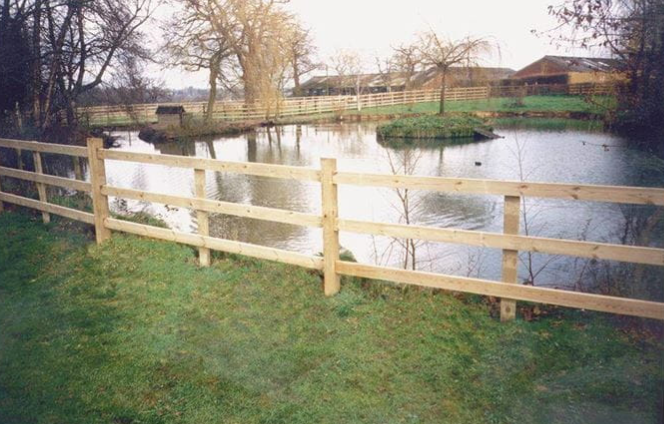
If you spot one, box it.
[78,83,615,126]
[1,137,663,321]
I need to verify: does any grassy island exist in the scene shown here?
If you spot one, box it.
[376,115,493,140]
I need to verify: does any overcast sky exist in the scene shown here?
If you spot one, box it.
[153,0,593,89]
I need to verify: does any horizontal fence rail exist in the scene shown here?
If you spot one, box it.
[334,172,664,206]
[99,150,321,181]
[76,82,616,126]
[1,137,662,322]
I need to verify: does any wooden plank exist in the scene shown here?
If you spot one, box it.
[335,261,664,320]
[87,138,111,244]
[334,172,664,206]
[500,195,521,321]
[105,218,324,270]
[99,150,321,182]
[0,138,88,157]
[0,192,94,224]
[194,169,211,267]
[31,151,51,224]
[321,158,340,296]
[0,166,92,192]
[101,186,322,228]
[336,219,664,266]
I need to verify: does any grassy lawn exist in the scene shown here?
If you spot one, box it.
[0,211,662,424]
[354,95,615,116]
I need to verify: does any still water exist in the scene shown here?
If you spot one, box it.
[104,120,662,294]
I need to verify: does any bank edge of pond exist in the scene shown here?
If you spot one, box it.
[1,210,662,424]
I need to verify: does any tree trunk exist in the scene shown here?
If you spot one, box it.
[292,60,301,97]
[206,59,219,123]
[439,69,447,115]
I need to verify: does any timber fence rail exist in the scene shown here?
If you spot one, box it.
[78,83,615,126]
[1,137,663,321]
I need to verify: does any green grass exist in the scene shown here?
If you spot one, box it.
[355,95,615,116]
[1,211,662,424]
[377,115,492,140]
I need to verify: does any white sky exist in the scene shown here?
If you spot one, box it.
[152,0,593,89]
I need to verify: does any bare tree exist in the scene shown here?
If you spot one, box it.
[0,0,156,132]
[285,25,319,97]
[375,56,396,92]
[416,32,493,115]
[163,0,299,118]
[206,0,293,105]
[545,0,664,141]
[392,43,422,90]
[162,1,234,122]
[330,49,364,110]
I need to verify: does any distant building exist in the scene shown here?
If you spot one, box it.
[509,55,625,85]
[299,66,515,97]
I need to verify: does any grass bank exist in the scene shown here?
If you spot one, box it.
[1,211,662,424]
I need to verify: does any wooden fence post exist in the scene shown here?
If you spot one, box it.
[0,175,4,213]
[321,158,340,296]
[194,168,210,267]
[32,151,50,223]
[87,138,111,244]
[500,195,521,321]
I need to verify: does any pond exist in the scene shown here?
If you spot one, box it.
[95,119,663,298]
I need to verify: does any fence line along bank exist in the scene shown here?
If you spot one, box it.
[1,137,662,321]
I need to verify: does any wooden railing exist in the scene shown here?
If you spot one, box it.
[77,83,616,126]
[1,137,663,321]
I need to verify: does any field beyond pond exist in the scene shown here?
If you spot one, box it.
[0,212,662,424]
[353,95,614,116]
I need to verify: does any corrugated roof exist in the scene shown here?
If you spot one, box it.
[300,66,515,91]
[542,56,621,72]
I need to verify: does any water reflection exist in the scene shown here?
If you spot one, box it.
[96,121,663,292]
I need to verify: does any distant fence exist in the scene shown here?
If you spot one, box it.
[2,136,662,321]
[78,83,615,127]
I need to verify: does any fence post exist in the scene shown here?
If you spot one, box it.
[87,138,111,244]
[0,175,4,212]
[194,168,210,267]
[500,195,521,321]
[32,151,50,224]
[321,158,340,296]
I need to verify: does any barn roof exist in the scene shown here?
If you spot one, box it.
[511,55,623,80]
[300,66,515,91]
[543,56,622,72]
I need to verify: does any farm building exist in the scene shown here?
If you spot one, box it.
[509,55,625,85]
[299,66,515,97]
[154,105,185,130]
